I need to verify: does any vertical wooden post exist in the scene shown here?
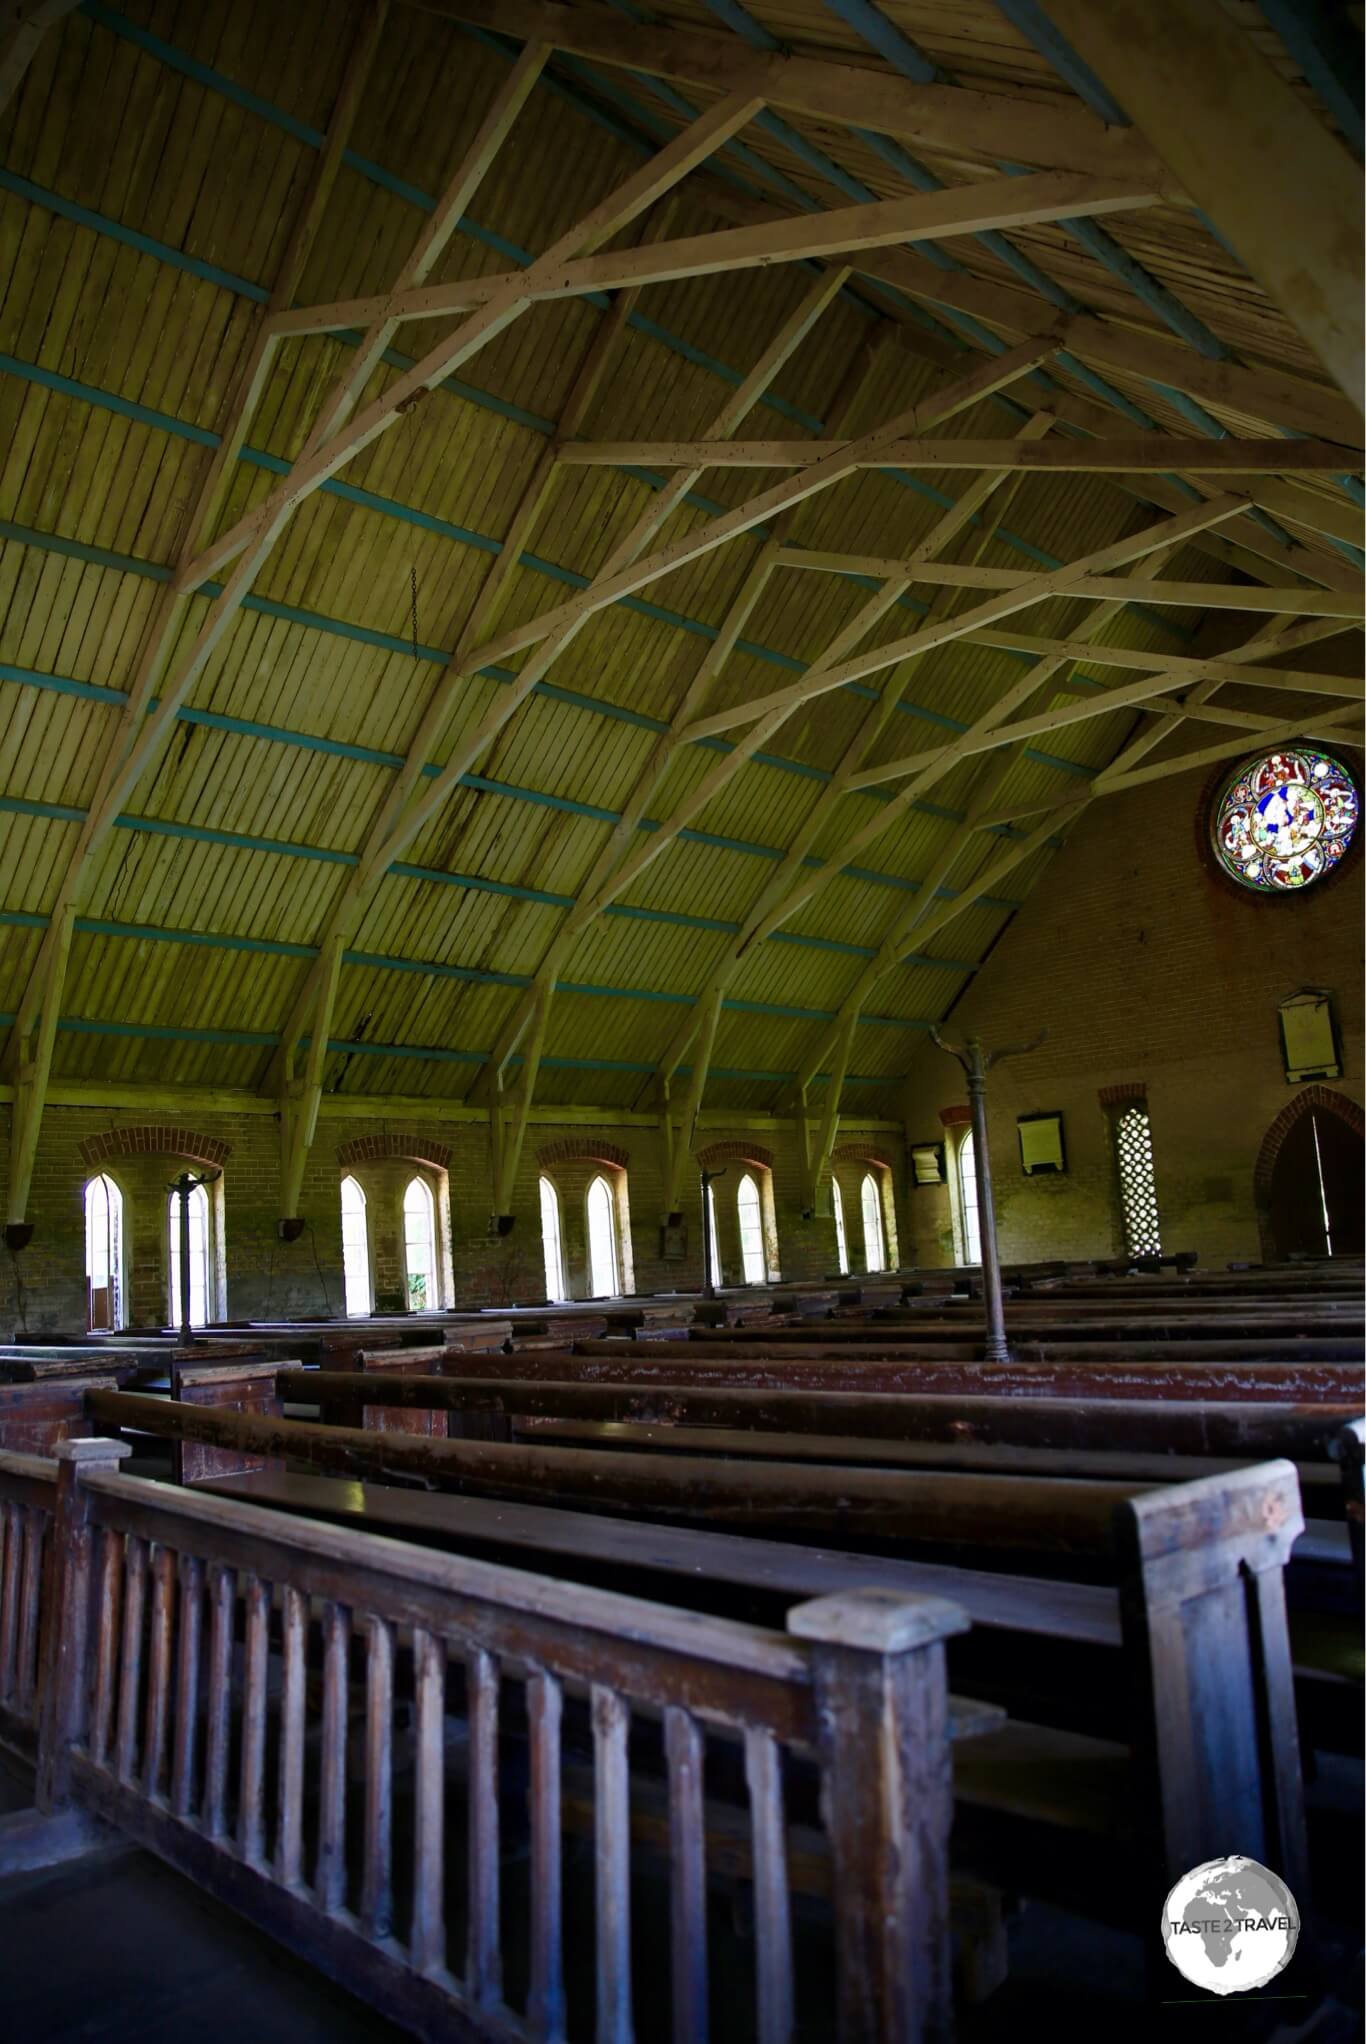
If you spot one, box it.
[787,1587,968,2044]
[1115,1460,1309,1898]
[36,1437,132,1810]
[1335,1417,1364,1582]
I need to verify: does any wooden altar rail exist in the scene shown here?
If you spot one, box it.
[9,1436,971,2044]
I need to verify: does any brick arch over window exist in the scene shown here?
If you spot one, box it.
[695,1141,774,1172]
[78,1127,231,1170]
[536,1139,630,1171]
[831,1141,895,1171]
[336,1134,451,1172]
[1253,1086,1365,1234]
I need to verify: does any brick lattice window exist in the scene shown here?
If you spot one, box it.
[1115,1104,1162,1257]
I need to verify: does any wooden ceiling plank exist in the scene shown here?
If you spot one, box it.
[405,0,1178,190]
[681,495,1247,742]
[1041,0,1364,410]
[0,0,80,117]
[3,0,394,1229]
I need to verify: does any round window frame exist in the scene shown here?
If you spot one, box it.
[1198,743,1362,904]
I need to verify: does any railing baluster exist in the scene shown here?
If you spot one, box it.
[665,1706,708,2044]
[317,1601,350,1913]
[0,1501,20,1703]
[238,1574,271,1865]
[277,1585,308,1890]
[744,1727,793,2044]
[411,1627,446,1976]
[15,1506,46,1716]
[89,1527,124,1768]
[361,1614,393,1937]
[202,1563,234,1839]
[114,1534,148,1784]
[527,1669,566,2044]
[466,1644,499,2000]
[592,1684,633,2044]
[142,1544,176,1801]
[171,1554,204,1817]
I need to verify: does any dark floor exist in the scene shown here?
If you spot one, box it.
[1,1750,1359,2044]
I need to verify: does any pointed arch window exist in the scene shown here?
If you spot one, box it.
[704,1181,721,1287]
[340,1176,372,1316]
[167,1182,211,1328]
[958,1133,982,1266]
[861,1171,887,1274]
[831,1178,849,1275]
[84,1173,124,1331]
[403,1176,440,1312]
[540,1176,567,1302]
[586,1174,620,1298]
[736,1173,765,1284]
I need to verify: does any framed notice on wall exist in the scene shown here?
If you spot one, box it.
[1278,989,1340,1082]
[909,1142,945,1186]
[1018,1112,1066,1175]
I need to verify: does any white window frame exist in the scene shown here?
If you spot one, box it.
[831,1177,849,1275]
[84,1173,124,1331]
[736,1172,765,1284]
[860,1171,887,1274]
[340,1175,372,1316]
[403,1175,441,1312]
[586,1174,620,1298]
[167,1181,211,1328]
[539,1176,568,1302]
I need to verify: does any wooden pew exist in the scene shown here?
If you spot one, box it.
[122,1395,1314,1902]
[8,1439,970,2041]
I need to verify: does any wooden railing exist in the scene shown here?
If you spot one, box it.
[0,1446,58,1754]
[29,1437,967,2044]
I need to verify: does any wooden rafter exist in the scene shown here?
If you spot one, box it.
[552,437,1357,475]
[267,171,1159,339]
[405,0,1181,189]
[1040,0,1365,409]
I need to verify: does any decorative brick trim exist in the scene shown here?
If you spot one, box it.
[336,1134,451,1171]
[937,1105,971,1130]
[78,1126,231,1169]
[695,1140,774,1171]
[1253,1085,1364,1212]
[535,1138,629,1171]
[832,1141,894,1171]
[1097,1082,1147,1109]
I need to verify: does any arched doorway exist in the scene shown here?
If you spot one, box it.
[1258,1089,1364,1261]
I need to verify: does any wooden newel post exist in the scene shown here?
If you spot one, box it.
[929,1026,1045,1363]
[788,1586,969,2044]
[36,1437,132,1810]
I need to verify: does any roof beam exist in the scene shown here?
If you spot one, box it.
[0,0,79,116]
[407,0,1178,188]
[1,0,394,1230]
[1040,0,1365,409]
[463,280,878,1110]
[779,555,1364,618]
[687,175,1362,449]
[267,172,1159,339]
[553,436,1357,474]
[680,495,1247,743]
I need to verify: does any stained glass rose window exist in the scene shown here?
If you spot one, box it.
[1211,748,1358,893]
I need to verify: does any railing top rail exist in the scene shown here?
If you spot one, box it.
[79,1465,812,1689]
[0,1447,58,1486]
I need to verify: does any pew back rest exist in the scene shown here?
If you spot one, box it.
[0,1378,117,1456]
[172,1363,286,1483]
[1114,1459,1309,1895]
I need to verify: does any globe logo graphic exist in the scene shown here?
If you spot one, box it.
[1162,1857,1300,1995]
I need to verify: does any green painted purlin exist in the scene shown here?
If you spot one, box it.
[0,1008,892,1086]
[0,907,971,1023]
[0,546,1040,880]
[73,1,1213,619]
[0,343,1109,785]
